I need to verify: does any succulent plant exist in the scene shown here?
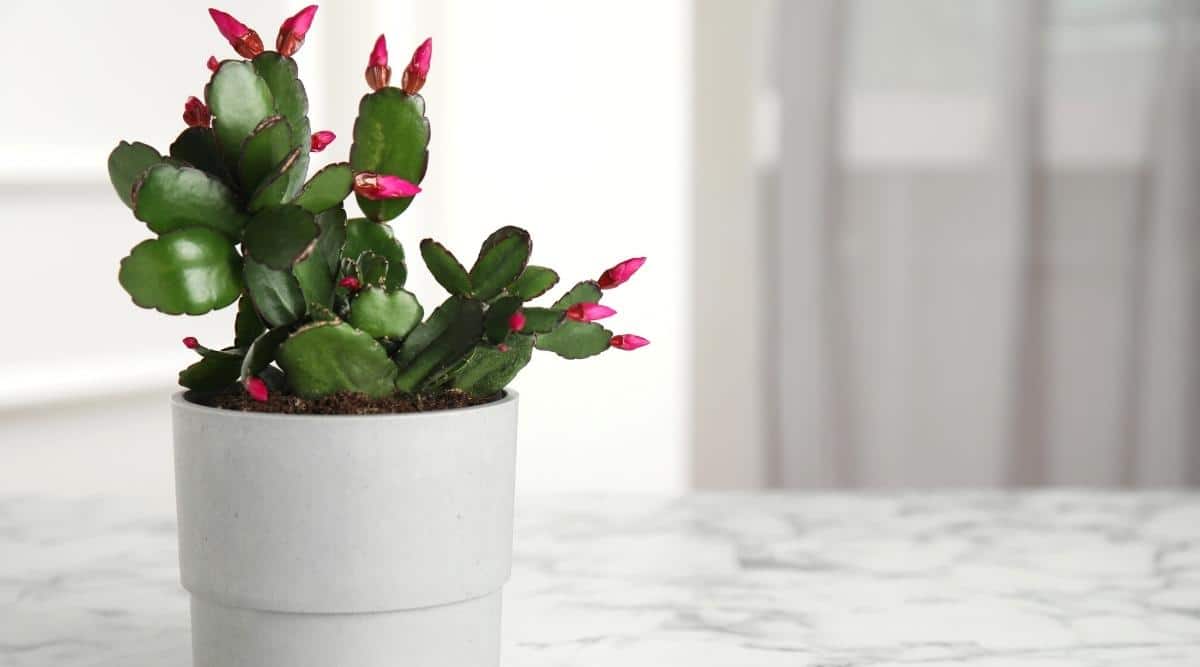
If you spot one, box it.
[108,6,649,404]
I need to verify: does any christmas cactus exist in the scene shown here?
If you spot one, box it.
[108,6,648,405]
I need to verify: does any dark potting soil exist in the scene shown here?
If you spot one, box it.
[194,388,502,415]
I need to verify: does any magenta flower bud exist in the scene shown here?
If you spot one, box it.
[353,172,421,200]
[208,8,263,59]
[402,37,432,95]
[276,4,318,56]
[507,310,526,332]
[309,130,335,152]
[183,96,211,128]
[597,257,646,289]
[245,376,269,402]
[365,34,391,90]
[182,336,199,349]
[497,343,510,353]
[207,56,219,72]
[610,334,649,351]
[339,276,362,291]
[566,302,616,323]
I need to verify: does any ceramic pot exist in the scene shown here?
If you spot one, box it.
[171,391,519,667]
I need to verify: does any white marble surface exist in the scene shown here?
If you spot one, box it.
[3,493,1200,666]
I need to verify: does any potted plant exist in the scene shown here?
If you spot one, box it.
[106,6,648,666]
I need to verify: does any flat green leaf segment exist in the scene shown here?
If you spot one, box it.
[395,297,483,392]
[420,239,471,296]
[243,205,318,269]
[350,89,430,221]
[179,353,241,392]
[132,163,246,238]
[252,53,309,149]
[453,335,534,396]
[244,257,306,327]
[108,141,161,208]
[294,163,354,213]
[509,266,559,300]
[241,326,290,381]
[313,207,348,275]
[169,128,230,184]
[239,116,293,193]
[348,287,423,339]
[552,280,603,309]
[234,295,266,347]
[277,322,398,398]
[344,218,406,288]
[118,227,242,315]
[470,227,532,300]
[248,148,304,212]
[520,307,564,333]
[206,61,275,170]
[535,320,613,359]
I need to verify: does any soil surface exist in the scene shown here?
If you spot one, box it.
[194,389,502,415]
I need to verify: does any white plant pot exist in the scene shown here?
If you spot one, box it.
[171,391,519,667]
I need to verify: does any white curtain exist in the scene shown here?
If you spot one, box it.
[769,0,1200,487]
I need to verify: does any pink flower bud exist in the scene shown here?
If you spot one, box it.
[245,376,269,402]
[276,4,318,56]
[566,302,616,322]
[401,37,432,95]
[182,336,199,349]
[507,310,526,332]
[610,334,649,351]
[309,130,335,152]
[597,257,646,289]
[207,56,219,71]
[339,276,362,291]
[183,96,211,128]
[365,34,391,90]
[497,343,510,352]
[353,172,421,200]
[208,8,263,59]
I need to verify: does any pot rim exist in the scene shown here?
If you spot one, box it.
[172,389,517,423]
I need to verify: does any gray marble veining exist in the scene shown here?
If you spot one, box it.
[2,493,1200,666]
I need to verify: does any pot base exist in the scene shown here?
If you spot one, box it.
[190,591,502,667]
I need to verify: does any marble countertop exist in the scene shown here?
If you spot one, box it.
[3,493,1200,666]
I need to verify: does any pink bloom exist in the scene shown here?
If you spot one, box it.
[353,172,421,200]
[508,310,526,332]
[276,4,318,56]
[182,336,199,349]
[309,130,335,152]
[365,34,391,90]
[339,276,362,291]
[402,37,432,95]
[183,96,211,128]
[206,55,219,71]
[208,8,263,59]
[497,343,510,352]
[245,376,269,402]
[597,257,646,289]
[566,302,616,322]
[610,334,649,351]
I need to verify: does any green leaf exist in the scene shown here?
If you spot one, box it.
[179,354,241,392]
[509,265,559,300]
[356,251,389,287]
[469,227,532,301]
[395,297,484,393]
[520,307,564,334]
[347,286,423,339]
[118,227,242,315]
[169,127,230,184]
[419,239,471,296]
[277,322,398,398]
[243,205,318,269]
[552,280,603,309]
[241,326,290,381]
[294,162,354,213]
[247,148,305,212]
[244,256,306,327]
[313,207,348,275]
[132,163,246,238]
[252,53,309,149]
[535,320,613,359]
[206,61,275,169]
[234,295,266,347]
[349,88,430,221]
[238,116,293,194]
[108,141,162,208]
[452,335,534,397]
[484,296,522,343]
[344,218,406,288]
[293,250,335,309]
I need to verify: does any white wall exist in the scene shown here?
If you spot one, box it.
[0,0,691,500]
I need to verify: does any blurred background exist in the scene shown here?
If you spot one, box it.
[0,0,1196,502]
